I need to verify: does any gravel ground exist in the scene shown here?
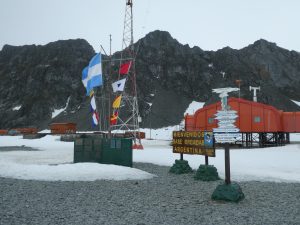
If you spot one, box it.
[0,162,300,225]
[0,146,39,152]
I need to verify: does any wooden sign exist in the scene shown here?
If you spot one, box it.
[172,131,215,157]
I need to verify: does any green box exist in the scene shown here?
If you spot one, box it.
[101,138,132,167]
[73,136,132,167]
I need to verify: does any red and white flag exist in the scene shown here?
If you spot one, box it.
[92,111,99,126]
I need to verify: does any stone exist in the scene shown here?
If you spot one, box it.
[169,159,193,174]
[211,182,245,202]
[194,165,220,181]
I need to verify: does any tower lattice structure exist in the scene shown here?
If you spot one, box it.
[110,0,143,149]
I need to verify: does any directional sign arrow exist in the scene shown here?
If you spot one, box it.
[213,128,240,133]
[215,115,238,120]
[217,120,236,124]
[215,110,238,116]
[214,133,241,138]
[215,136,238,140]
[214,138,237,143]
[217,124,237,128]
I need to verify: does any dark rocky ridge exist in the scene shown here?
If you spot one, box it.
[0,39,94,129]
[135,31,300,128]
[0,31,299,130]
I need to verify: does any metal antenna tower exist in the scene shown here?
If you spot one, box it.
[111,0,143,149]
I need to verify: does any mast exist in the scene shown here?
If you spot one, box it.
[96,45,110,132]
[110,0,143,149]
[108,34,112,137]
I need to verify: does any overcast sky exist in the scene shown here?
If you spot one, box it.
[0,0,299,53]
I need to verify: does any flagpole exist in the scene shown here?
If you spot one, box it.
[95,50,102,132]
[99,45,111,133]
[95,88,102,132]
[108,34,112,137]
[99,94,102,131]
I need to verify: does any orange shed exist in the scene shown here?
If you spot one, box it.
[50,123,77,134]
[0,130,8,135]
[13,127,38,134]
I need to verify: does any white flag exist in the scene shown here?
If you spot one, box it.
[112,78,126,92]
[90,95,97,111]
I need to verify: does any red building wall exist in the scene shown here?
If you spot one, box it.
[185,98,299,133]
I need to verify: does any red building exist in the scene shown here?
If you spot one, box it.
[185,98,300,147]
[50,123,77,134]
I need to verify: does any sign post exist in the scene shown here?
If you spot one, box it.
[224,143,230,184]
[205,155,209,166]
[212,88,240,184]
[211,87,245,202]
[171,131,219,181]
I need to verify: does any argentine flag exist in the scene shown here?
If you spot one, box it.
[82,53,103,96]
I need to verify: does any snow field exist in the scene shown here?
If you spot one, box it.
[0,133,299,182]
[0,101,299,182]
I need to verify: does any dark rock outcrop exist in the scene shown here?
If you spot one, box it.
[0,39,94,129]
[0,31,299,130]
[134,31,300,128]
[206,39,300,108]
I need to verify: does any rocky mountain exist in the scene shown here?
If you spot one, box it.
[0,39,94,129]
[134,31,300,128]
[0,30,299,130]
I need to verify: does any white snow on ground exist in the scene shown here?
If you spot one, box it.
[12,105,21,111]
[134,134,300,183]
[184,101,205,115]
[140,126,179,140]
[51,96,71,118]
[0,134,299,182]
[52,108,64,119]
[291,99,300,106]
[0,135,154,181]
[0,99,299,183]
[39,129,51,133]
[140,101,205,140]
